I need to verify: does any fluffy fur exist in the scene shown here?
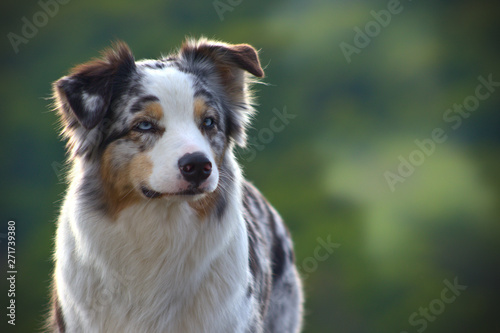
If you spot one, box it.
[48,38,303,333]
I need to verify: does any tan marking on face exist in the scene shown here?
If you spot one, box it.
[100,143,153,219]
[123,130,142,142]
[194,98,208,120]
[142,102,164,120]
[129,153,154,187]
[126,102,165,141]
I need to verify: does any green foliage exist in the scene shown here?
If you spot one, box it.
[1,0,499,332]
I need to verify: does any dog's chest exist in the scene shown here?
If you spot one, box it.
[58,200,253,333]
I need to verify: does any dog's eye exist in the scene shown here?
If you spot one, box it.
[202,117,216,129]
[135,121,154,132]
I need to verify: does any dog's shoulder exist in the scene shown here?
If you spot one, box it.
[242,180,297,309]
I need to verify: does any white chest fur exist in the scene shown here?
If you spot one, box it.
[55,180,252,333]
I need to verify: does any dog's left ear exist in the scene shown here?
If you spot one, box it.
[179,39,264,146]
[179,39,264,79]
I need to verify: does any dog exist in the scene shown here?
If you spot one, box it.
[48,38,303,333]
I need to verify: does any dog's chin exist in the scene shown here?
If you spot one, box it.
[140,185,211,201]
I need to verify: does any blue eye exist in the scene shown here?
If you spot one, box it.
[136,121,154,131]
[202,117,215,129]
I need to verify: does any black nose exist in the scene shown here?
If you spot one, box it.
[178,152,212,186]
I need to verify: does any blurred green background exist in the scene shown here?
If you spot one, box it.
[1,0,499,332]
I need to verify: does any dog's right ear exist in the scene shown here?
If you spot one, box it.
[53,41,136,130]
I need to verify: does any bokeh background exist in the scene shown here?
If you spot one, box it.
[1,0,499,332]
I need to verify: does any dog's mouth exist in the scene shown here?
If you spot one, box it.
[140,186,205,199]
[141,186,163,199]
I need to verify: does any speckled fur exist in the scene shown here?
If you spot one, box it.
[48,38,303,333]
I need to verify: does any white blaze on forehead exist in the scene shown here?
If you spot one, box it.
[141,66,219,194]
[141,67,196,123]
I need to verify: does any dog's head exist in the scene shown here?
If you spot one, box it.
[53,38,263,218]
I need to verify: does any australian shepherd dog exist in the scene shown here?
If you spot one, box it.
[48,38,303,332]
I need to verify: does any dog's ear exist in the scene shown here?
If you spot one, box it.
[179,38,264,79]
[54,41,136,130]
[179,38,264,146]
